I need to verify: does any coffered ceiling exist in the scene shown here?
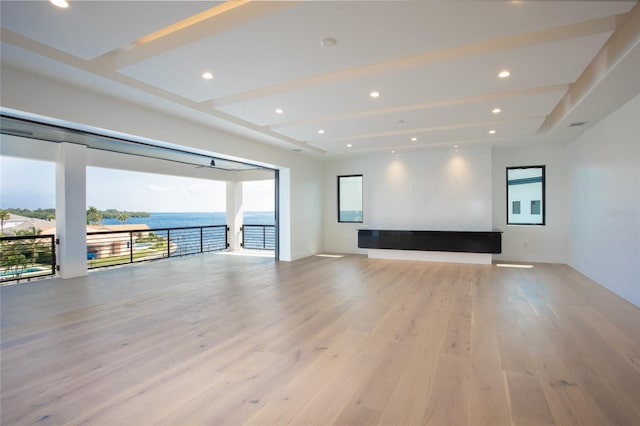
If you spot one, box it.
[1,1,639,156]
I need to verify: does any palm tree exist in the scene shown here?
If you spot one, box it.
[4,254,28,278]
[86,206,103,225]
[0,210,9,235]
[13,227,43,267]
[15,227,40,236]
[116,213,129,224]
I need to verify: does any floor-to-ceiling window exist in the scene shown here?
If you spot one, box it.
[0,156,57,282]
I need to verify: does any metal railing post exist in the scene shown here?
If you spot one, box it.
[130,232,134,263]
[167,230,171,258]
[200,227,204,253]
[53,236,58,275]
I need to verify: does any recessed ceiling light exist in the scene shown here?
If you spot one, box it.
[202,72,213,80]
[275,108,284,114]
[489,129,496,134]
[391,150,396,154]
[50,0,69,8]
[492,107,502,114]
[411,137,417,141]
[317,129,325,134]
[370,91,380,98]
[454,145,459,149]
[320,38,337,47]
[346,144,353,148]
[498,70,511,79]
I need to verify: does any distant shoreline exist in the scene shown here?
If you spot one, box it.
[100,211,275,229]
[1,211,275,236]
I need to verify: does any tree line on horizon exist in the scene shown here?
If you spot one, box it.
[86,207,151,225]
[0,208,150,227]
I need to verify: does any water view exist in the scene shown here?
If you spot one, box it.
[1,210,276,283]
[100,211,275,228]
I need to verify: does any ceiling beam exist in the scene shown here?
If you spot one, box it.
[325,116,544,143]
[213,14,622,107]
[0,27,325,155]
[269,84,568,130]
[539,2,640,133]
[95,2,301,70]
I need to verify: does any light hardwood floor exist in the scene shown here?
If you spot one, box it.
[1,254,639,425]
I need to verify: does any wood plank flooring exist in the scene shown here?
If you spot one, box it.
[1,254,639,425]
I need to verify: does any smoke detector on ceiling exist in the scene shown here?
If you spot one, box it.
[320,38,337,48]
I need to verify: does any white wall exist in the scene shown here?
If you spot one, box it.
[492,145,568,263]
[289,166,324,259]
[0,65,324,260]
[324,147,492,253]
[567,94,640,307]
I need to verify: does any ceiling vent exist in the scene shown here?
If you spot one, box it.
[569,121,586,127]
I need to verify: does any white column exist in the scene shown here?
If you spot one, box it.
[278,168,291,261]
[56,143,87,278]
[226,179,243,251]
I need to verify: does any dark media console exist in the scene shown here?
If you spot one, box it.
[358,229,502,254]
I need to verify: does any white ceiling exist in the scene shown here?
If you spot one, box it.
[1,1,639,156]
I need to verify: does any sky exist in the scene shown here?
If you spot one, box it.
[0,156,274,212]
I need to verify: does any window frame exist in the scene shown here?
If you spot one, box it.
[506,165,546,226]
[337,174,363,223]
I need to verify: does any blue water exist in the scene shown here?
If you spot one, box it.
[100,211,275,229]
[0,267,44,277]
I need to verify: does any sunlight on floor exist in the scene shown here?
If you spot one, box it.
[218,250,275,258]
[496,263,534,269]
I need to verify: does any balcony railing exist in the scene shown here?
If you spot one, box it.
[0,235,56,283]
[241,224,276,250]
[2,223,279,281]
[87,225,228,270]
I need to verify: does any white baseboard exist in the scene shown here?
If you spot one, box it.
[367,249,492,265]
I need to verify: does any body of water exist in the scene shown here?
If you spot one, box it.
[100,211,275,229]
